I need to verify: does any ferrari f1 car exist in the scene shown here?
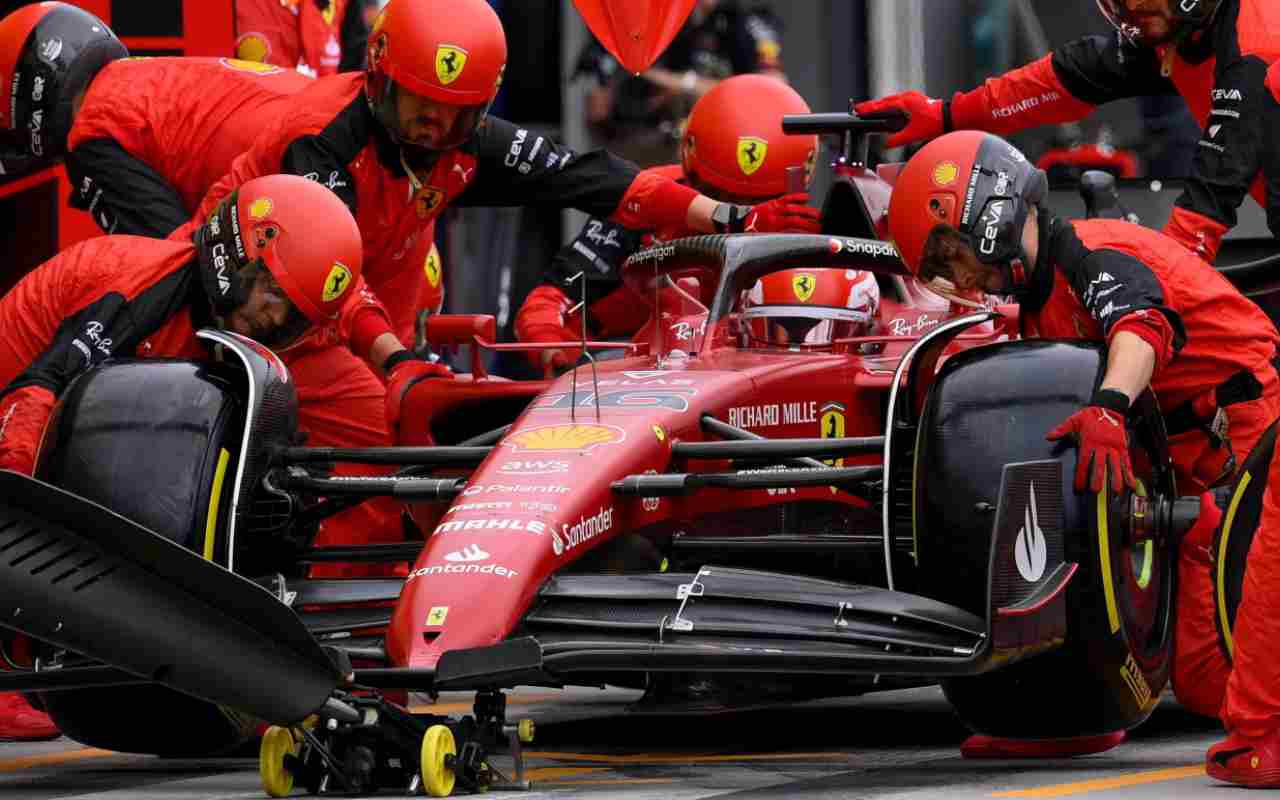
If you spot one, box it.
[0,115,1219,796]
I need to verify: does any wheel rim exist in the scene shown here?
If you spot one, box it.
[420,724,457,798]
[259,726,297,798]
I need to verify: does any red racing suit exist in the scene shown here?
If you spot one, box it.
[66,57,312,237]
[515,164,690,364]
[1022,216,1280,719]
[235,0,367,78]
[185,73,707,355]
[942,0,1280,260]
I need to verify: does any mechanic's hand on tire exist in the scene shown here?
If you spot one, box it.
[742,193,822,234]
[384,352,454,441]
[1046,393,1135,495]
[853,91,945,149]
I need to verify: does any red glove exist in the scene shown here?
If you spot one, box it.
[383,353,453,440]
[514,284,584,373]
[0,386,57,476]
[1046,390,1135,495]
[854,91,946,149]
[1162,206,1228,263]
[737,193,822,234]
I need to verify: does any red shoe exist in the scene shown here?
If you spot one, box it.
[1207,729,1280,787]
[961,730,1125,759]
[0,692,59,741]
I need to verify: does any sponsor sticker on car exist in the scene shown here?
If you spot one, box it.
[504,424,625,452]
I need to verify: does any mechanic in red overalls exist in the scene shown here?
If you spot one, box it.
[235,0,368,78]
[1194,49,1280,790]
[858,0,1280,260]
[515,74,824,373]
[0,1,431,585]
[0,175,377,739]
[182,0,821,396]
[888,130,1280,760]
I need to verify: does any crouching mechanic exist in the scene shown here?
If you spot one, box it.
[515,74,823,372]
[0,175,403,740]
[857,0,1280,260]
[185,0,822,382]
[888,130,1280,758]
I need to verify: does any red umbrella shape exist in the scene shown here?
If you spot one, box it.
[572,0,698,74]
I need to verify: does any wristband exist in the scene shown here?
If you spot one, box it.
[711,202,751,233]
[1090,388,1131,414]
[382,349,419,372]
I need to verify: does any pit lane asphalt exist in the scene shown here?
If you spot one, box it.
[0,686,1229,799]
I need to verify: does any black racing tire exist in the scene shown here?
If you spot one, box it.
[32,361,254,756]
[1212,419,1280,661]
[912,340,1175,738]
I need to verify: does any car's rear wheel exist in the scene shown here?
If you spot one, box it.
[911,340,1175,738]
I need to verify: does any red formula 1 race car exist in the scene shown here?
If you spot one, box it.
[0,116,1203,797]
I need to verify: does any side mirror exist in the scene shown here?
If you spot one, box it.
[424,314,497,349]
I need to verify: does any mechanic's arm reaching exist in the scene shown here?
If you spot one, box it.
[64,140,192,236]
[454,117,821,236]
[1046,247,1186,494]
[855,31,1277,260]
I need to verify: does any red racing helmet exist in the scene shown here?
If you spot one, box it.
[365,0,507,151]
[198,174,364,345]
[681,74,817,201]
[0,2,127,162]
[887,130,1047,298]
[743,268,880,350]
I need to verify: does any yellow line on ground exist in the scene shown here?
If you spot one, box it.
[523,766,609,780]
[523,751,854,765]
[991,765,1206,798]
[0,747,118,773]
[408,692,566,715]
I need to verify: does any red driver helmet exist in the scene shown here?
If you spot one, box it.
[887,130,1047,299]
[365,0,507,152]
[681,74,818,201]
[198,175,364,347]
[743,268,880,350]
[0,2,127,161]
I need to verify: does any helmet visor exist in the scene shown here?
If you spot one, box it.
[741,306,873,350]
[389,80,492,152]
[228,262,313,350]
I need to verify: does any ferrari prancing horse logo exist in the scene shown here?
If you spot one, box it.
[322,262,353,303]
[424,244,442,288]
[737,136,768,176]
[792,272,817,303]
[436,44,468,85]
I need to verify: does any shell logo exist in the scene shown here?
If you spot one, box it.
[505,424,625,452]
[220,57,283,76]
[248,197,274,221]
[932,161,959,187]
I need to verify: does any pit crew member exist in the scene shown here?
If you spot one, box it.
[888,130,1280,757]
[235,0,368,78]
[0,1,427,583]
[0,175,388,740]
[515,74,825,374]
[183,0,822,385]
[857,0,1280,260]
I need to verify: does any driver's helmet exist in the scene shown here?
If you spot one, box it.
[1095,0,1221,43]
[0,2,127,164]
[742,268,880,350]
[365,0,507,153]
[196,174,364,349]
[681,74,817,201]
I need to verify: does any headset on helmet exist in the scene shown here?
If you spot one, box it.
[0,3,127,162]
[1095,0,1223,43]
[681,74,818,201]
[887,130,1047,300]
[742,268,880,351]
[365,0,507,153]
[196,175,364,347]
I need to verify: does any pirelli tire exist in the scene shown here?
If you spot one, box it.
[913,340,1175,738]
[32,360,256,756]
[1212,418,1280,661]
